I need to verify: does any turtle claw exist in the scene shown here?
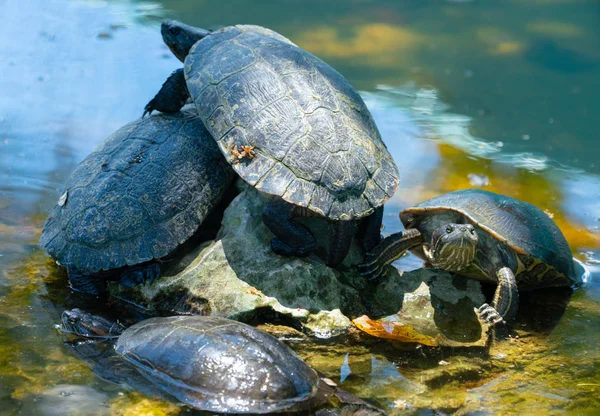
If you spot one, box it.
[476,303,505,326]
[142,100,156,118]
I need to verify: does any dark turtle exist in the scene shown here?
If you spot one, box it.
[359,189,584,325]
[40,107,234,296]
[60,309,384,414]
[144,21,399,266]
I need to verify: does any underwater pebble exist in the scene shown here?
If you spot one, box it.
[392,399,412,410]
[468,174,490,187]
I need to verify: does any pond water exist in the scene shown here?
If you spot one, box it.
[1,0,599,414]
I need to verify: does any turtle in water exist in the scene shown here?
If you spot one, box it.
[144,21,399,266]
[359,189,584,325]
[40,107,234,296]
[60,309,384,414]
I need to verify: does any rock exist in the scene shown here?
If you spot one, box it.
[110,183,490,344]
[364,268,490,347]
[305,309,353,339]
[110,183,369,337]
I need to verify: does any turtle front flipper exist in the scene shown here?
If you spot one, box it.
[143,68,190,116]
[263,199,317,258]
[327,220,356,267]
[477,266,519,325]
[358,228,423,280]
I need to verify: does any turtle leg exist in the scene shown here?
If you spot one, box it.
[358,228,423,280]
[477,267,519,325]
[327,220,356,267]
[357,206,384,252]
[143,68,189,117]
[262,199,317,258]
[67,268,107,298]
[119,262,161,288]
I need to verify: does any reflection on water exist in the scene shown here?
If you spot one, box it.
[0,0,599,414]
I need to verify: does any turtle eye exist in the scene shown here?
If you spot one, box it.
[169,26,180,36]
[446,225,453,233]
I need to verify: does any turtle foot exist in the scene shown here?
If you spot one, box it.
[120,263,161,288]
[476,303,505,326]
[142,99,157,118]
[358,254,386,280]
[143,68,188,117]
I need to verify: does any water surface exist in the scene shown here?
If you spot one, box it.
[0,0,599,414]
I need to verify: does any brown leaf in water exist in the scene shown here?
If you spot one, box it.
[352,315,439,346]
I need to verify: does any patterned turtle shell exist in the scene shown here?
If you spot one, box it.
[184,25,399,221]
[115,316,326,413]
[400,189,581,288]
[40,107,234,273]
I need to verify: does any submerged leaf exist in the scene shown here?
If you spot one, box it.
[352,315,439,346]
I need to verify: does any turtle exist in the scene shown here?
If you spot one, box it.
[40,107,235,297]
[60,309,385,414]
[359,189,584,325]
[143,21,400,267]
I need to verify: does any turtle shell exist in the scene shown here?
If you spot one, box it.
[400,189,580,285]
[40,107,234,274]
[114,316,327,413]
[184,25,399,221]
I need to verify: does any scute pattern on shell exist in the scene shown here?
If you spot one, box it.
[401,189,579,285]
[115,316,321,413]
[40,108,234,273]
[185,25,399,220]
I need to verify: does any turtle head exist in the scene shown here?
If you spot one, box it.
[61,309,125,339]
[161,20,211,62]
[424,223,478,271]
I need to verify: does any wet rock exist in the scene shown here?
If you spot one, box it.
[110,184,369,337]
[364,268,490,346]
[110,183,490,344]
[305,309,353,339]
[256,323,308,341]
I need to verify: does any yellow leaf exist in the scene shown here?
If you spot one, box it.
[352,315,439,346]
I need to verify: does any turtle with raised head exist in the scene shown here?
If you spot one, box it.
[61,309,384,414]
[359,189,584,325]
[144,21,399,266]
[40,107,234,296]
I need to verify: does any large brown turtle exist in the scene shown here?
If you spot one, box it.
[144,22,399,266]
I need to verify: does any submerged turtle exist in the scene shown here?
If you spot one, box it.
[40,107,234,296]
[359,189,583,325]
[144,21,399,266]
[61,309,383,414]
